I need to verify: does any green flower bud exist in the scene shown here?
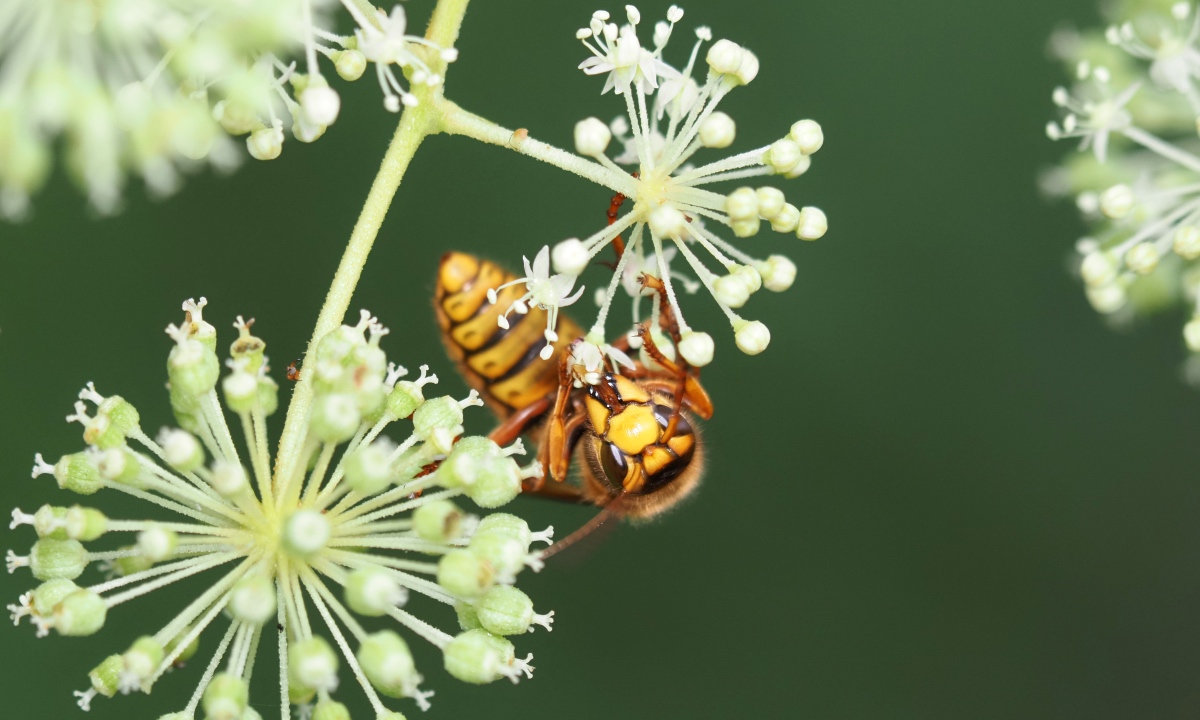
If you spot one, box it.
[288,680,316,705]
[30,505,68,539]
[283,509,330,558]
[97,394,141,435]
[477,585,552,635]
[473,514,533,546]
[65,505,108,541]
[468,532,528,583]
[80,412,125,450]
[436,436,499,489]
[88,654,124,698]
[412,499,464,543]
[463,458,522,508]
[50,453,103,495]
[310,393,362,443]
[334,49,367,81]
[455,600,482,631]
[345,567,406,617]
[222,370,259,414]
[54,588,107,636]
[97,447,145,488]
[288,636,339,692]
[202,672,248,720]
[412,396,464,441]
[443,629,520,684]
[138,525,178,563]
[112,545,154,576]
[168,338,220,400]
[210,461,249,498]
[167,625,201,663]
[258,376,280,417]
[229,575,276,625]
[123,636,165,687]
[437,549,494,598]
[30,538,87,580]
[345,440,397,496]
[357,630,418,698]
[230,321,267,374]
[386,381,425,420]
[169,384,202,434]
[313,699,352,720]
[31,578,78,616]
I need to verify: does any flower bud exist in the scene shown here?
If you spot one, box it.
[311,393,362,443]
[210,461,248,497]
[574,117,612,156]
[160,429,205,472]
[706,39,744,75]
[31,578,76,616]
[455,600,483,631]
[138,525,178,563]
[734,264,763,293]
[289,636,339,692]
[334,50,367,81]
[1087,282,1127,313]
[30,538,87,580]
[1186,318,1200,352]
[713,274,752,308]
[758,256,796,293]
[222,370,259,414]
[230,574,276,625]
[648,204,687,238]
[283,510,330,558]
[54,588,107,636]
[259,376,280,417]
[437,549,494,598]
[766,138,803,174]
[413,499,465,543]
[443,629,517,684]
[1124,243,1161,275]
[247,123,284,161]
[474,514,537,546]
[729,49,758,84]
[725,187,759,221]
[477,585,550,636]
[1100,184,1134,219]
[464,458,523,508]
[1080,251,1118,287]
[345,440,397,496]
[168,338,220,399]
[96,448,142,487]
[755,187,785,220]
[1176,225,1200,259]
[735,320,771,355]
[122,636,165,688]
[412,396,464,441]
[790,119,824,155]
[698,111,736,148]
[797,206,828,240]
[677,330,715,367]
[345,567,407,617]
[552,238,590,276]
[300,78,341,127]
[50,453,103,495]
[313,699,352,720]
[767,202,800,234]
[202,672,248,720]
[468,531,527,583]
[88,655,123,697]
[386,380,426,419]
[64,505,107,541]
[358,630,419,698]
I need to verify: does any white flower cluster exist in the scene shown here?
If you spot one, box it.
[507,5,827,369]
[8,299,553,719]
[1046,1,1200,356]
[0,0,455,220]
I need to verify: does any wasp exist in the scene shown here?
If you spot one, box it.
[434,252,713,520]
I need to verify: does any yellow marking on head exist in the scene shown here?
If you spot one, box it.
[606,404,660,455]
[585,396,611,436]
[667,434,694,458]
[642,446,676,476]
[613,375,651,403]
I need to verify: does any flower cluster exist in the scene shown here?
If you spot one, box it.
[8,299,553,719]
[503,5,827,370]
[0,0,456,220]
[1045,0,1200,359]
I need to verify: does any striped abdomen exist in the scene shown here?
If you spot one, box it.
[435,252,583,417]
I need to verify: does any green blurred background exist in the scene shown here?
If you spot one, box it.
[6,0,1198,717]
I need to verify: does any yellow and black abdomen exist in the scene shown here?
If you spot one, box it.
[435,252,583,417]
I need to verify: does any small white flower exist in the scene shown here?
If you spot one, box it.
[490,248,587,359]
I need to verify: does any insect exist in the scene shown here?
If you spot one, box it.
[434,252,713,520]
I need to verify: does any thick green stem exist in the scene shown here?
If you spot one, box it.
[273,0,472,503]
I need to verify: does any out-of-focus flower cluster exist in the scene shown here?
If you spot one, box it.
[0,0,456,220]
[8,299,552,719]
[1045,0,1200,368]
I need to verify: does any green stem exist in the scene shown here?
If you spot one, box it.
[273,0,472,502]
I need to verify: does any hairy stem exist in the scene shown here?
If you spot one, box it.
[273,0,472,501]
